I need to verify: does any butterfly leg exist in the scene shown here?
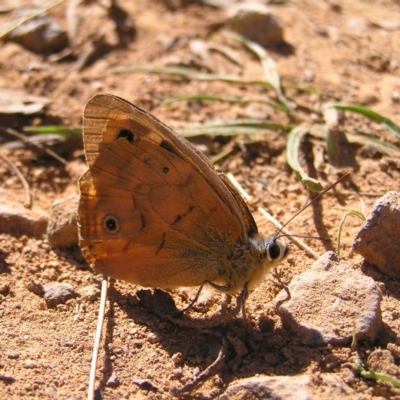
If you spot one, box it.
[177,282,206,315]
[177,280,231,315]
[239,283,249,321]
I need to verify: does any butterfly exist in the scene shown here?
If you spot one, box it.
[78,94,288,303]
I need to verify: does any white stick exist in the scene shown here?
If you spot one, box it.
[87,275,109,400]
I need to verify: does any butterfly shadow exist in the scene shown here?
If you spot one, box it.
[100,285,263,396]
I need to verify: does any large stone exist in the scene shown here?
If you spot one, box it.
[0,190,48,238]
[228,3,284,47]
[276,252,382,346]
[353,191,400,279]
[43,282,77,308]
[47,196,79,248]
[220,374,355,400]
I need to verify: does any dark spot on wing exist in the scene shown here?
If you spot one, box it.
[140,213,146,230]
[173,205,195,226]
[160,140,180,156]
[156,233,166,255]
[103,215,120,234]
[174,214,183,225]
[118,129,134,143]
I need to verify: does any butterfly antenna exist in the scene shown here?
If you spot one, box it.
[276,172,351,237]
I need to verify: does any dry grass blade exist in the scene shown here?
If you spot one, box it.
[258,208,319,259]
[224,32,292,112]
[226,173,319,259]
[163,94,291,114]
[0,0,65,38]
[0,152,31,208]
[115,65,273,87]
[286,126,323,192]
[176,120,292,138]
[310,124,400,155]
[0,126,68,165]
[337,209,366,256]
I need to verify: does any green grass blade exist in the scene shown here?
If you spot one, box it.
[224,32,292,112]
[326,103,400,139]
[24,125,82,138]
[177,120,292,138]
[162,94,291,114]
[286,126,323,192]
[354,357,400,388]
[115,66,272,87]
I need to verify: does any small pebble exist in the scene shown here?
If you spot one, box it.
[24,360,37,369]
[172,352,183,364]
[147,333,160,344]
[26,280,43,295]
[43,282,77,308]
[173,368,183,378]
[106,371,118,387]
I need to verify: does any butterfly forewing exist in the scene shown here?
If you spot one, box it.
[78,95,256,287]
[82,95,250,242]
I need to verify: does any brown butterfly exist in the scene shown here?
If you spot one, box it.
[78,94,288,301]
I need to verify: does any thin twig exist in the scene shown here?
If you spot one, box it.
[170,337,228,396]
[0,126,68,165]
[0,152,31,208]
[87,275,109,400]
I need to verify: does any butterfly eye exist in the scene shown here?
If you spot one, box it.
[103,215,120,234]
[118,129,134,143]
[268,241,281,260]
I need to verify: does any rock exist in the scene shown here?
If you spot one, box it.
[26,280,44,295]
[227,3,284,47]
[5,12,69,54]
[353,191,400,279]
[47,196,79,248]
[43,282,77,308]
[147,333,160,344]
[0,195,48,238]
[23,360,37,369]
[133,379,158,392]
[79,285,100,302]
[105,371,119,387]
[276,252,382,346]
[172,352,183,365]
[220,374,355,400]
